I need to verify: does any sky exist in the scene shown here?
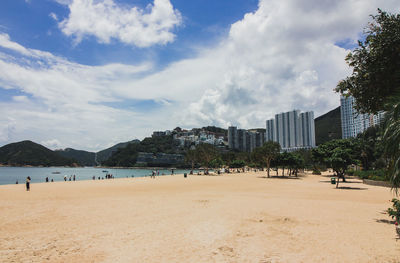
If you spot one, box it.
[0,0,399,151]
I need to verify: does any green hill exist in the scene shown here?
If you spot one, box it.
[56,148,96,166]
[103,136,181,167]
[96,140,140,164]
[0,140,76,166]
[315,106,342,145]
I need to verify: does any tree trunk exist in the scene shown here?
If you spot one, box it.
[266,160,270,178]
[336,174,340,188]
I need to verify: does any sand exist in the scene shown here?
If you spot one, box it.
[0,171,399,263]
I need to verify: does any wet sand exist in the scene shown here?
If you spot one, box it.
[0,171,399,262]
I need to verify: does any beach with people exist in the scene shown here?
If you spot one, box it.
[0,170,399,262]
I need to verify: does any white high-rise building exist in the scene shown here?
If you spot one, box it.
[266,110,315,151]
[340,96,385,139]
[298,111,316,148]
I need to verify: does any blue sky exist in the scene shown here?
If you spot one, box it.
[0,0,258,67]
[0,0,399,151]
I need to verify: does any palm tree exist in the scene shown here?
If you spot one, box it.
[383,101,400,193]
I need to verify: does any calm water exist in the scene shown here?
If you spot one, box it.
[0,167,196,185]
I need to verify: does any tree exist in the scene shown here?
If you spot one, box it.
[185,149,197,172]
[335,9,400,191]
[335,9,400,114]
[287,153,305,177]
[252,141,281,178]
[383,103,400,193]
[357,125,385,170]
[194,143,218,174]
[230,159,246,168]
[275,151,292,176]
[209,157,224,169]
[312,139,359,188]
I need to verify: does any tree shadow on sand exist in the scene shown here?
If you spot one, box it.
[335,186,368,190]
[375,218,395,225]
[319,180,361,184]
[257,175,302,180]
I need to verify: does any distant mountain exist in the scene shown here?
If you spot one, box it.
[96,140,140,164]
[315,106,342,145]
[0,140,76,167]
[56,148,96,166]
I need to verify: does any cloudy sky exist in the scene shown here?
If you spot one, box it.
[0,0,399,151]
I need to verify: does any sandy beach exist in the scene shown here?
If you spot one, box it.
[0,171,399,263]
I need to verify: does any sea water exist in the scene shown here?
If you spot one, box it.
[0,167,197,185]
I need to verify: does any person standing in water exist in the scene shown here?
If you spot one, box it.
[26,176,31,191]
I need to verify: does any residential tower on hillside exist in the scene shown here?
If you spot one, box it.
[266,110,315,151]
[340,96,385,139]
[228,127,265,152]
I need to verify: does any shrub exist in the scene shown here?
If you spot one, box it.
[353,169,389,181]
[312,168,321,175]
[388,198,400,225]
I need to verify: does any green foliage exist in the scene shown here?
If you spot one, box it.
[103,135,181,167]
[357,125,385,170]
[292,149,314,169]
[387,198,400,224]
[353,169,389,181]
[56,148,95,166]
[252,141,281,177]
[209,157,224,168]
[0,140,76,167]
[383,102,400,192]
[335,9,400,114]
[201,126,227,136]
[312,169,321,175]
[96,140,140,163]
[230,159,246,168]
[184,149,197,170]
[193,143,219,170]
[312,139,359,187]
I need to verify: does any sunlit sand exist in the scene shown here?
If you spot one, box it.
[0,171,399,262]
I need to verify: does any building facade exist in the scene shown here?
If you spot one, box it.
[340,96,385,139]
[266,110,315,151]
[228,126,265,152]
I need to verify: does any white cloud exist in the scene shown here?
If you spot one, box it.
[12,96,29,103]
[58,0,182,47]
[0,0,399,151]
[41,139,62,149]
[49,12,58,21]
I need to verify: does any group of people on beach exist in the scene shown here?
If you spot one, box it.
[64,175,76,181]
[92,173,114,180]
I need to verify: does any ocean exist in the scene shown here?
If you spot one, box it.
[0,167,196,185]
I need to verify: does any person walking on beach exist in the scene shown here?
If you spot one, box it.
[26,176,31,191]
[64,175,67,181]
[73,175,76,181]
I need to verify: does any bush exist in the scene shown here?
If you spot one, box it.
[353,169,389,181]
[388,198,400,225]
[312,168,321,175]
[346,169,355,176]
